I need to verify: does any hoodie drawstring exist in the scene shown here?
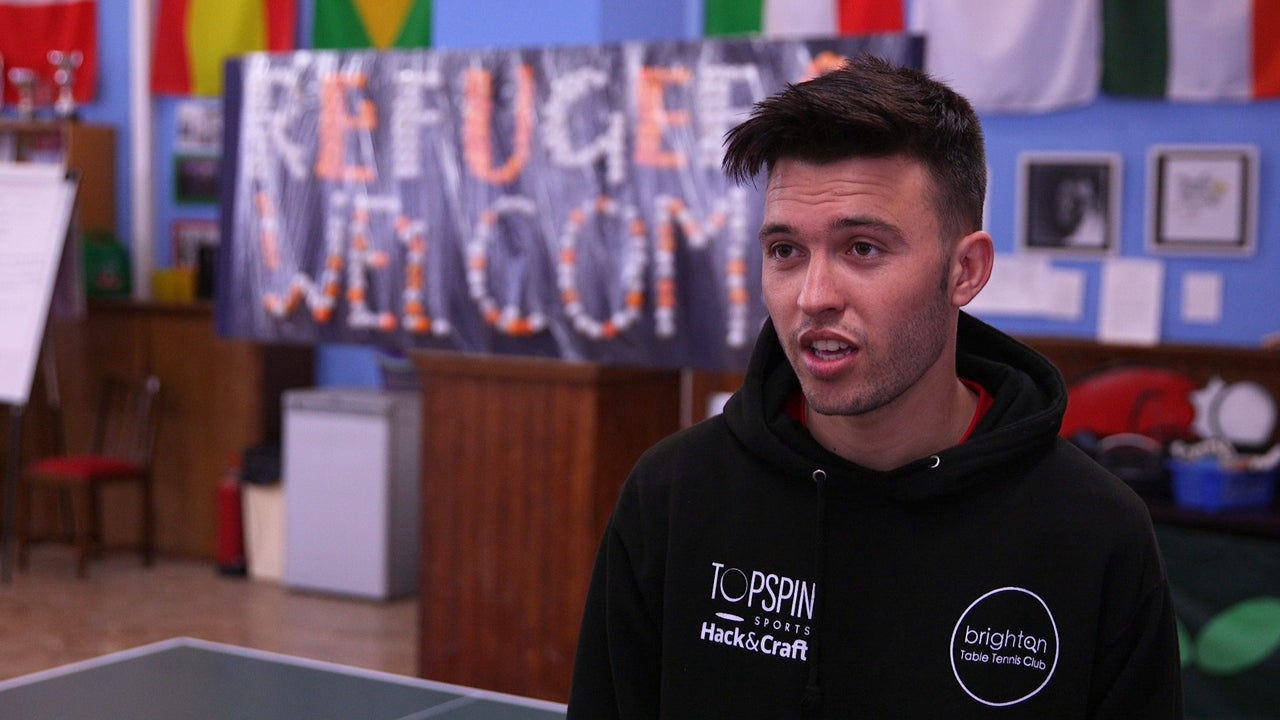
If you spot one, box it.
[800,469,828,718]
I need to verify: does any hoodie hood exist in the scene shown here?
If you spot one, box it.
[722,311,1068,503]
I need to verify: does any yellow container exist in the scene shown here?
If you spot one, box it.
[151,267,197,303]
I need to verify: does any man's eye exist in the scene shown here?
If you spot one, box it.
[771,244,796,259]
[851,242,878,257]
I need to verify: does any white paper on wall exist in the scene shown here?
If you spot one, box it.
[1098,258,1165,345]
[1181,271,1224,324]
[966,253,1085,321]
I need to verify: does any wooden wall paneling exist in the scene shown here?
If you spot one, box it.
[146,309,257,557]
[43,301,313,560]
[412,351,681,703]
[65,124,117,234]
[687,369,746,426]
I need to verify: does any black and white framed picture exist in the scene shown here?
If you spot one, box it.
[1017,152,1121,254]
[1147,144,1258,256]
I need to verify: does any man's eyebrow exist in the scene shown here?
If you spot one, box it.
[758,216,902,241]
[758,222,793,240]
[832,215,900,236]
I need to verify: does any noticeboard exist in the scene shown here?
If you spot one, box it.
[0,162,77,406]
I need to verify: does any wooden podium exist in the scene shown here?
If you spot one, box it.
[411,351,681,703]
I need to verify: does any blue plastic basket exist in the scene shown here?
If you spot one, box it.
[1169,458,1277,512]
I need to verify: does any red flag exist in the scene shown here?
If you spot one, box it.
[837,0,903,34]
[0,0,98,106]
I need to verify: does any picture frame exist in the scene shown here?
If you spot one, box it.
[171,219,219,270]
[173,154,221,205]
[175,99,223,155]
[1017,152,1121,255]
[1147,144,1259,256]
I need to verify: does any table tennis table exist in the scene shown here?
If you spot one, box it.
[0,637,568,719]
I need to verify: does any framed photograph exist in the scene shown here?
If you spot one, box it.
[175,99,223,155]
[173,154,221,205]
[1017,152,1121,255]
[172,219,219,270]
[1147,144,1258,256]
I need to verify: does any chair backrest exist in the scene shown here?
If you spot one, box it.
[91,375,161,467]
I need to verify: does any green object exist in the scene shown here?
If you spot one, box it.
[1101,0,1169,97]
[704,0,763,37]
[313,0,432,50]
[82,230,131,298]
[1194,597,1280,676]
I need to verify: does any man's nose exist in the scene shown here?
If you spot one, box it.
[797,255,843,316]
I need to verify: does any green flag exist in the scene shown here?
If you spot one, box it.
[1101,0,1167,97]
[704,0,763,36]
[313,0,432,50]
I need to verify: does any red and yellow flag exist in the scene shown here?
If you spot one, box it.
[151,0,297,96]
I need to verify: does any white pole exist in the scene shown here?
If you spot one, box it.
[129,0,153,300]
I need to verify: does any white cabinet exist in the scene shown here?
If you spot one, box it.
[282,389,421,599]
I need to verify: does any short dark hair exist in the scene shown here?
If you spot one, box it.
[722,55,986,240]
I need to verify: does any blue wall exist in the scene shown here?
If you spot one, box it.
[981,97,1280,346]
[82,1,1278,386]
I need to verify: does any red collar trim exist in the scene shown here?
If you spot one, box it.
[785,379,993,443]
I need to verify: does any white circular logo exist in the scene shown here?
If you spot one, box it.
[950,587,1059,707]
[717,567,749,602]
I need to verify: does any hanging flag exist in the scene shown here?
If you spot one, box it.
[1104,0,1280,100]
[1101,0,1168,97]
[0,0,98,106]
[313,0,432,50]
[151,0,297,97]
[704,0,903,38]
[908,0,1100,114]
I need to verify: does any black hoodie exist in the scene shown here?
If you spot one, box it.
[568,313,1183,718]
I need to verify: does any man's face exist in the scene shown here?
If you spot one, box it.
[760,155,958,418]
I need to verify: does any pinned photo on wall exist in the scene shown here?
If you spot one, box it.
[1147,144,1259,257]
[175,99,223,155]
[172,219,220,299]
[1017,152,1121,255]
[174,154,221,205]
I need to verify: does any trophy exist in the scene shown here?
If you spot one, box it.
[49,49,82,120]
[7,66,36,119]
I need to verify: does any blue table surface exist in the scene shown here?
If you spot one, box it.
[0,638,567,720]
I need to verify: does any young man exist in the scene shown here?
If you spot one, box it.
[567,56,1182,718]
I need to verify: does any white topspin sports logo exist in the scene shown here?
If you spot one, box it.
[700,561,815,663]
[709,561,815,619]
[950,587,1060,707]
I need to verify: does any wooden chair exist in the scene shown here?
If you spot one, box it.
[16,375,161,577]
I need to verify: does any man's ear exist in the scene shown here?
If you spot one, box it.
[950,230,994,308]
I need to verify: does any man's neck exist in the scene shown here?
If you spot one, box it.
[805,376,980,472]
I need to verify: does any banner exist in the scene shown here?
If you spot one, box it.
[704,0,903,38]
[218,35,922,371]
[1102,0,1280,101]
[0,0,97,106]
[907,0,1099,114]
[151,0,297,96]
[313,0,431,50]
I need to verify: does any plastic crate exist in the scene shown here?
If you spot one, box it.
[1169,459,1277,512]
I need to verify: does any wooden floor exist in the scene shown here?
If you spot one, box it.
[0,549,416,682]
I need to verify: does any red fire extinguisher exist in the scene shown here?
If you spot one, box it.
[216,454,247,576]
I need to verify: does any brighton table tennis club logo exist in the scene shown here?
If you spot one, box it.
[950,586,1060,707]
